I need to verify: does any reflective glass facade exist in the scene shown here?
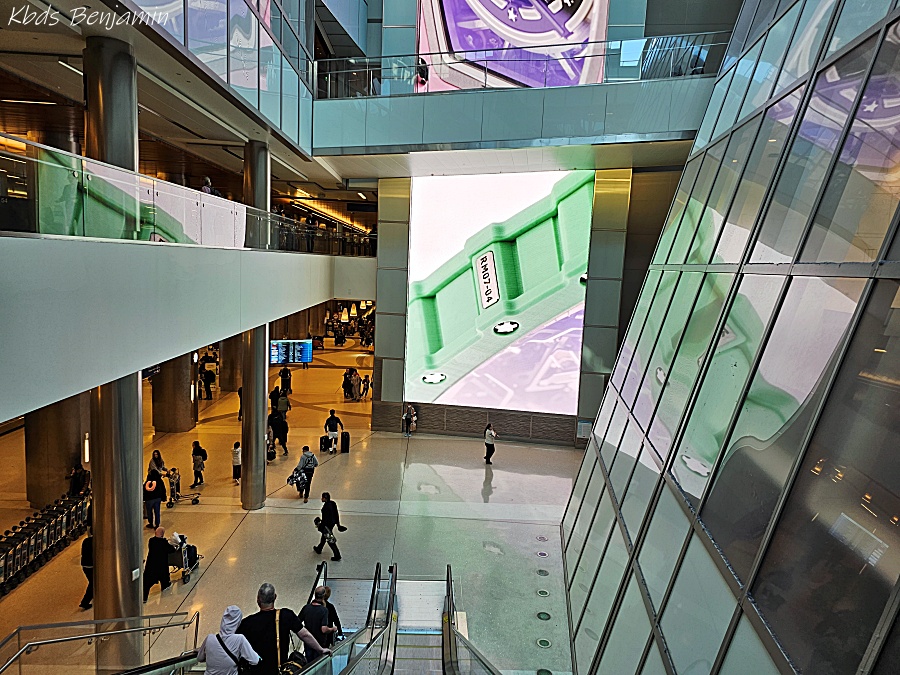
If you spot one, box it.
[562,0,900,672]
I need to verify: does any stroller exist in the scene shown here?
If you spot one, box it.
[167,532,202,583]
[166,468,201,508]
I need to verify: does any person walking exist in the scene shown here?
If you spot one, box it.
[238,583,330,674]
[200,364,215,400]
[143,526,178,602]
[190,440,208,488]
[313,517,341,561]
[324,410,343,454]
[269,386,281,412]
[79,532,93,609]
[298,587,337,652]
[269,411,289,455]
[276,390,291,419]
[295,447,318,503]
[198,606,261,675]
[278,366,292,394]
[314,492,346,561]
[402,404,417,437]
[232,441,242,485]
[484,423,498,464]
[360,375,370,400]
[143,469,166,529]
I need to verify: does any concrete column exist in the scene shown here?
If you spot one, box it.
[243,141,270,248]
[83,37,138,171]
[241,325,268,510]
[91,374,143,667]
[219,334,243,392]
[24,392,90,509]
[151,355,195,433]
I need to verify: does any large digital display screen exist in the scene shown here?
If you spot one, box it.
[270,339,313,364]
[405,171,594,415]
[417,0,609,91]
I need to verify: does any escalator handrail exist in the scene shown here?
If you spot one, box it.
[365,562,382,629]
[112,650,199,675]
[308,561,328,606]
[0,613,201,675]
[442,566,501,675]
[341,562,397,674]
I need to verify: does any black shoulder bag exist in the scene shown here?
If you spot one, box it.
[216,634,253,675]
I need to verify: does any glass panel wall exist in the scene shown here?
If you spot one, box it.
[595,575,652,675]
[612,271,663,391]
[637,486,692,609]
[717,615,782,675]
[775,0,839,94]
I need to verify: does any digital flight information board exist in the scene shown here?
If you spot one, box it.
[269,339,313,364]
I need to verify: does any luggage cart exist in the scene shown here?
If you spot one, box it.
[167,535,201,583]
[165,469,200,508]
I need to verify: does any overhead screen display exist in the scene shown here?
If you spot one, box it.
[405,171,594,415]
[270,339,313,364]
[417,0,610,91]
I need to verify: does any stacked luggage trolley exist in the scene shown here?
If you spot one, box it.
[0,492,91,596]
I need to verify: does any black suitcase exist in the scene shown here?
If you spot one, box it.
[320,435,329,452]
[340,431,350,453]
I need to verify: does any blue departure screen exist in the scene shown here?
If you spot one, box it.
[269,340,313,364]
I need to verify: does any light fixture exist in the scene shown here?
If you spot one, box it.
[83,433,90,464]
[357,192,366,200]
[350,303,357,317]
[875,348,887,353]
[58,60,83,76]
[193,352,199,364]
[191,383,196,402]
[1,99,56,105]
[341,308,349,323]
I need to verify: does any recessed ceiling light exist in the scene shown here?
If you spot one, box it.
[1,99,55,105]
[357,192,366,199]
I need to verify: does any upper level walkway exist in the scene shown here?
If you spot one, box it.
[311,32,728,154]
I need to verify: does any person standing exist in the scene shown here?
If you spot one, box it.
[324,410,343,454]
[269,386,281,412]
[360,375,370,400]
[143,526,177,602]
[296,447,318,503]
[238,583,330,674]
[402,404,417,437]
[298,587,337,652]
[322,587,344,646]
[350,370,361,402]
[232,441,242,485]
[278,366,292,394]
[484,423,498,464]
[190,440,208,488]
[68,464,91,496]
[148,449,168,476]
[198,606,261,675]
[314,492,347,560]
[143,469,166,529]
[79,532,93,609]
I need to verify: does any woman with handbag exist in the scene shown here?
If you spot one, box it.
[198,605,260,675]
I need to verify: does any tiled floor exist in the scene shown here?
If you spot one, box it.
[0,341,581,674]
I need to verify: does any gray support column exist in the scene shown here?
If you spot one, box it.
[151,355,195,433]
[83,37,138,171]
[219,334,243,392]
[91,374,143,667]
[577,170,632,424]
[241,325,268,510]
[371,178,411,431]
[24,392,90,509]
[243,141,270,249]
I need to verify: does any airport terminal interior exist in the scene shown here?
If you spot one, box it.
[2,0,900,672]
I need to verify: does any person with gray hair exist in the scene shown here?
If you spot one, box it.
[238,583,329,674]
[198,605,260,675]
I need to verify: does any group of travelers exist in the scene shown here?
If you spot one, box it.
[341,368,369,401]
[198,582,344,675]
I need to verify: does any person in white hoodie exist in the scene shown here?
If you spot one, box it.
[198,605,260,675]
[232,442,242,485]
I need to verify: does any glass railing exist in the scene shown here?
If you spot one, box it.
[443,565,501,675]
[0,612,200,675]
[315,31,730,99]
[0,133,375,257]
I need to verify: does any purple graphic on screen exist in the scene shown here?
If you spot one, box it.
[436,304,585,415]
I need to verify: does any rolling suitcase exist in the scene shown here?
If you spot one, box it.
[340,431,350,453]
[320,435,330,452]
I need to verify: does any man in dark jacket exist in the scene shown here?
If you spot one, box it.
[269,386,281,412]
[143,526,178,602]
[313,493,346,560]
[80,533,93,609]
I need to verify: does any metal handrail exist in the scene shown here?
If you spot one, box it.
[308,561,328,606]
[442,565,501,675]
[0,612,201,674]
[112,650,199,675]
[342,563,397,673]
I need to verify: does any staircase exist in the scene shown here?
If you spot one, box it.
[392,579,445,673]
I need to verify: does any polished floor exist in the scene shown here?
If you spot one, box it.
[0,341,580,674]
